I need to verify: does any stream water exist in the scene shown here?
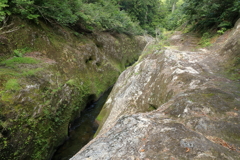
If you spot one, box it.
[51,88,112,160]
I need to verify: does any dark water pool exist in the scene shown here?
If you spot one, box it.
[51,88,112,160]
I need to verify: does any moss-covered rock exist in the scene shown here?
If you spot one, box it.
[219,19,240,81]
[0,16,146,160]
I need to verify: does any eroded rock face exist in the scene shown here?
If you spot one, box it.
[0,17,146,160]
[71,21,240,159]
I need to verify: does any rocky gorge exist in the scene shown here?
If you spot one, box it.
[71,20,240,159]
[0,17,146,160]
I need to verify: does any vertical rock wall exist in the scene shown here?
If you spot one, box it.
[0,17,146,160]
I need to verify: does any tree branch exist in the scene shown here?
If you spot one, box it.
[0,16,20,35]
[0,26,20,35]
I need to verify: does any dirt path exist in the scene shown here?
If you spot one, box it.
[169,31,201,51]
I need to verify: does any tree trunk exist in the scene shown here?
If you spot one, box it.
[172,2,176,13]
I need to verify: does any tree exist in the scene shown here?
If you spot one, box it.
[118,0,166,35]
[165,0,178,13]
[182,0,240,30]
[0,0,160,34]
[0,0,9,22]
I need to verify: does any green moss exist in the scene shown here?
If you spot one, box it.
[148,104,157,111]
[0,68,18,76]
[0,16,143,160]
[226,65,240,81]
[96,114,104,122]
[4,79,21,91]
[66,79,76,86]
[22,68,44,76]
[0,57,40,68]
[1,92,14,101]
[13,47,32,57]
[202,93,215,98]
[135,72,140,75]
[94,106,111,137]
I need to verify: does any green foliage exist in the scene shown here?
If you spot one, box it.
[0,0,9,21]
[13,47,31,57]
[164,8,186,30]
[37,0,81,25]
[11,0,39,20]
[198,32,212,47]
[13,49,23,57]
[217,27,227,35]
[0,0,146,34]
[1,0,197,35]
[1,0,82,24]
[118,0,167,35]
[66,79,89,96]
[79,1,143,34]
[182,0,240,31]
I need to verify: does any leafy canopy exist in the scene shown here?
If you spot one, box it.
[182,0,240,30]
[0,0,144,34]
[0,0,9,21]
[118,0,167,35]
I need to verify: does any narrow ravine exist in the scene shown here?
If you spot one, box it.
[70,28,240,159]
[51,88,112,160]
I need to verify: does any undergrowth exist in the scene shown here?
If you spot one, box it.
[198,32,212,47]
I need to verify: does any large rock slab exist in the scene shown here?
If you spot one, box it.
[71,21,240,159]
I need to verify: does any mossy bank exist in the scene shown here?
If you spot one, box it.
[0,17,146,160]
